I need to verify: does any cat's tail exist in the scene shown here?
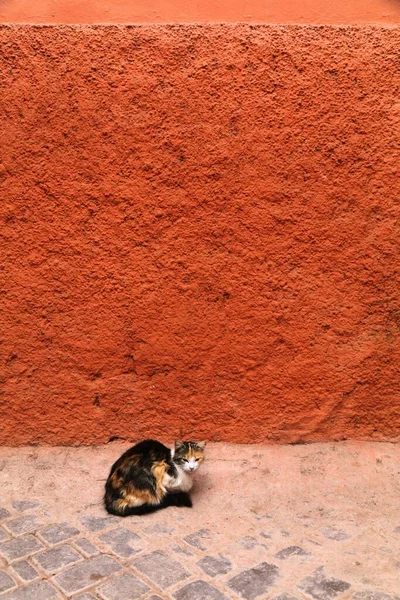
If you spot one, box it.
[105,501,163,516]
[104,492,192,517]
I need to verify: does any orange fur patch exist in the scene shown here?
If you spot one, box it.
[187,447,205,462]
[151,460,169,500]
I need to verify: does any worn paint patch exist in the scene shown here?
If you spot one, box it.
[0,0,400,24]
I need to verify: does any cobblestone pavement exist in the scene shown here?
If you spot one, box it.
[0,442,399,599]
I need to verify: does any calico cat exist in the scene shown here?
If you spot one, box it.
[104,439,206,516]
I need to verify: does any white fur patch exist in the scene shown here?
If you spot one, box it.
[163,465,193,493]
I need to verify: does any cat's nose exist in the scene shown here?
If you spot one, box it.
[189,466,195,471]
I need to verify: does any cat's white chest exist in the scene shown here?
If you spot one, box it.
[163,465,193,493]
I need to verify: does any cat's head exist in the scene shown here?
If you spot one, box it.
[173,441,206,472]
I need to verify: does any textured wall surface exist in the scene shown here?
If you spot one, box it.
[0,25,399,445]
[1,0,400,24]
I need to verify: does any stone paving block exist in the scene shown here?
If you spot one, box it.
[0,527,9,542]
[297,567,351,600]
[144,523,175,536]
[97,572,150,600]
[99,527,143,558]
[12,502,40,513]
[197,555,233,577]
[73,594,98,600]
[12,561,39,582]
[148,597,163,600]
[321,527,349,542]
[133,550,190,589]
[79,516,118,532]
[73,537,99,557]
[0,535,44,562]
[353,593,400,600]
[54,555,121,594]
[39,523,80,544]
[183,529,212,551]
[0,508,11,520]
[272,594,301,600]
[0,570,16,593]
[4,515,43,537]
[241,536,258,549]
[0,580,60,600]
[228,562,280,600]
[171,545,193,557]
[274,546,312,560]
[174,580,230,600]
[240,536,268,550]
[281,530,291,537]
[33,544,82,573]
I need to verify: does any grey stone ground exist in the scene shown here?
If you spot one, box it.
[0,442,399,599]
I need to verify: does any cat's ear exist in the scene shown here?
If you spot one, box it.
[197,441,206,450]
[174,440,184,450]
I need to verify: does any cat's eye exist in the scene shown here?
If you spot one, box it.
[195,458,200,462]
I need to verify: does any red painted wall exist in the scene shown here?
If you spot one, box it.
[1,25,399,445]
[0,0,400,24]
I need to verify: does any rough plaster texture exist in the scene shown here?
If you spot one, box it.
[0,25,399,445]
[1,0,400,24]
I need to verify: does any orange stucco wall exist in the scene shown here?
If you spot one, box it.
[1,24,399,445]
[0,0,400,24]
